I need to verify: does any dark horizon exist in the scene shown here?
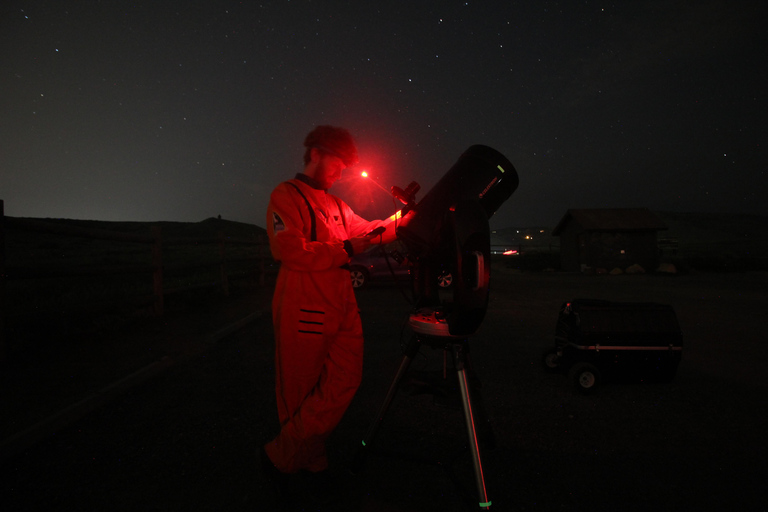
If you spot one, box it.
[5,205,768,236]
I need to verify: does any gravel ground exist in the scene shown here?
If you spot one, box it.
[1,269,767,511]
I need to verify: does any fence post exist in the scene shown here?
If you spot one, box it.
[218,231,229,296]
[0,200,5,362]
[151,226,164,316]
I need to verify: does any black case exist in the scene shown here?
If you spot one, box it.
[554,299,683,383]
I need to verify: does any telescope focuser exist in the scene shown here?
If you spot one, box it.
[391,181,421,213]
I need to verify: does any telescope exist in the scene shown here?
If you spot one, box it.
[395,144,519,336]
[354,144,519,510]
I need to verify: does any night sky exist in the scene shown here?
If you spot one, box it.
[2,0,766,229]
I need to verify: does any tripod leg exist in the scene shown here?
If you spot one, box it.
[463,347,497,450]
[351,334,421,473]
[453,342,492,510]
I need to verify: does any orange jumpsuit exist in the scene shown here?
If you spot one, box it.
[265,175,397,473]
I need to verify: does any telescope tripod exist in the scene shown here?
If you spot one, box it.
[353,316,494,510]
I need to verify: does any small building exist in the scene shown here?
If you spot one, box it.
[552,208,667,272]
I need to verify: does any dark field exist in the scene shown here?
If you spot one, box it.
[1,267,767,511]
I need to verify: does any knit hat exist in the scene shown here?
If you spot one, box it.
[303,125,359,166]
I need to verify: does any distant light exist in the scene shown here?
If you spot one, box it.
[361,171,368,178]
[503,249,518,256]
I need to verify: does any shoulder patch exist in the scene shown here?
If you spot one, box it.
[272,211,285,233]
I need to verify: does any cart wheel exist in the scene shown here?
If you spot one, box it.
[569,363,601,394]
[542,348,561,372]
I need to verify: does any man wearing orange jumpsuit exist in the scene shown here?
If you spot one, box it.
[262,126,399,500]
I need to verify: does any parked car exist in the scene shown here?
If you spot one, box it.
[348,241,453,289]
[348,241,410,288]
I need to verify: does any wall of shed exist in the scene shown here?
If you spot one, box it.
[557,222,582,271]
[559,225,660,272]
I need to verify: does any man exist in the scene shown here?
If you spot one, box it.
[262,125,400,502]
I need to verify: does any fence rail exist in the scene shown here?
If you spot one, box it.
[0,199,275,362]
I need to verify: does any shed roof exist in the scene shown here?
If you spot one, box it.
[552,208,667,235]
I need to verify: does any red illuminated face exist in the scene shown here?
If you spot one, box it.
[314,153,346,190]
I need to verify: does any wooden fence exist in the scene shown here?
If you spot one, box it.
[0,199,274,362]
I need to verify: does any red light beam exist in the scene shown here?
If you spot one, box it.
[360,171,392,196]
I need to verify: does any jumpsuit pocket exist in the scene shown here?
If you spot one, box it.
[297,307,327,338]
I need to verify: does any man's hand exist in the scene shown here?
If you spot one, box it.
[348,234,373,255]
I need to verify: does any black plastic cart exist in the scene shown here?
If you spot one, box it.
[543,299,683,393]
